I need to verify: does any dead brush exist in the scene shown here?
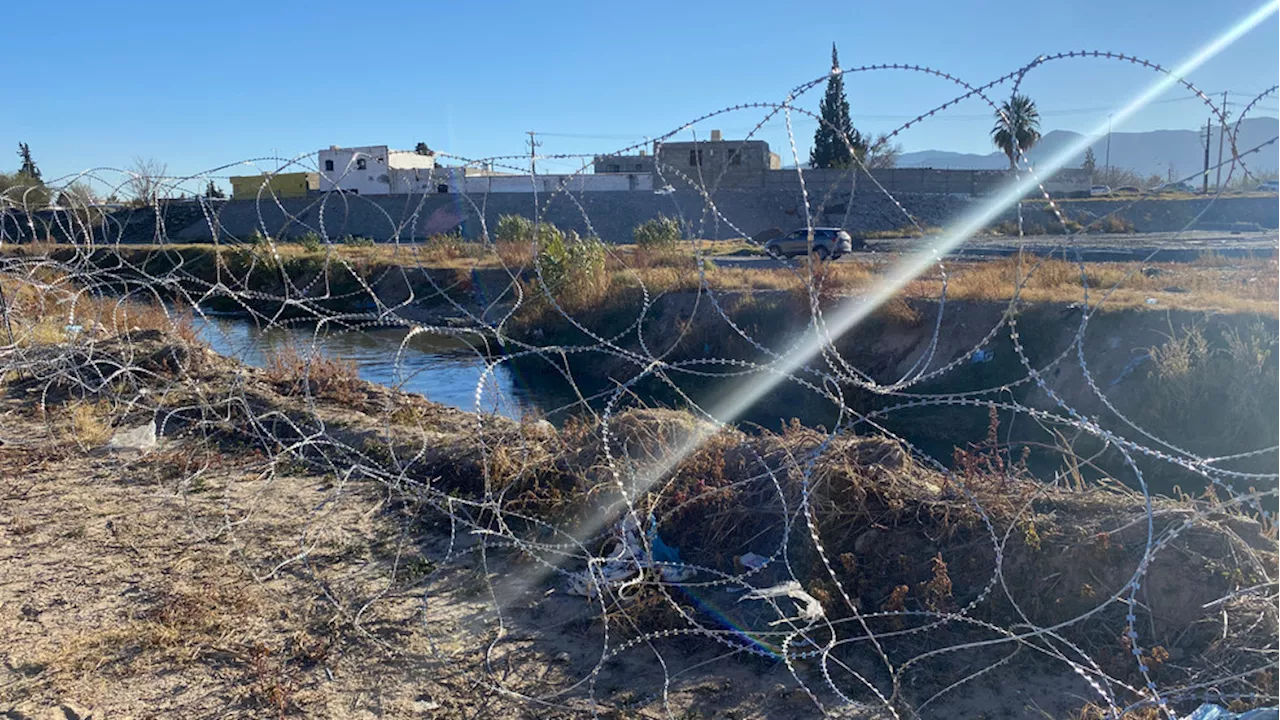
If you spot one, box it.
[263,343,363,404]
[1145,321,1278,453]
[3,271,202,346]
[243,643,301,719]
[493,238,536,268]
[65,400,115,448]
[419,233,474,262]
[42,582,262,674]
[948,406,1035,522]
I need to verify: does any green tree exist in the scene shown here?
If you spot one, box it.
[991,94,1042,171]
[17,142,40,180]
[0,172,51,209]
[809,43,865,169]
[1082,147,1097,178]
[415,142,433,156]
[205,180,226,199]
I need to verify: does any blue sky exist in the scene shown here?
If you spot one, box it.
[2,0,1276,190]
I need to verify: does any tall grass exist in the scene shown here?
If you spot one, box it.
[1146,322,1278,453]
[263,344,363,403]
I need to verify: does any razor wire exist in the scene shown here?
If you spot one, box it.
[1,47,1278,720]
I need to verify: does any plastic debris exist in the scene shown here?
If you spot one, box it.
[1109,352,1151,387]
[971,349,994,364]
[108,420,157,453]
[739,581,826,626]
[739,552,769,571]
[566,515,694,599]
[1188,704,1279,720]
[1145,297,1159,305]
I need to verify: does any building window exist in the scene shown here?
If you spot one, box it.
[606,163,620,173]
[324,159,334,172]
[689,149,703,166]
[437,184,449,194]
[356,158,367,170]
[634,164,644,171]
[729,151,742,167]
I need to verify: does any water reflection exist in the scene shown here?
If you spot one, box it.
[193,314,544,419]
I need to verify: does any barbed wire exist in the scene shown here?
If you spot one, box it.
[1,45,1277,720]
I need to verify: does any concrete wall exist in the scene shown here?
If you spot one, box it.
[387,150,436,170]
[456,173,653,194]
[163,189,974,244]
[389,167,456,195]
[760,167,1011,197]
[593,154,655,174]
[9,193,1274,246]
[230,172,319,200]
[1009,195,1280,232]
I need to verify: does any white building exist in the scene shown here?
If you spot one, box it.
[318,144,655,195]
[318,145,441,195]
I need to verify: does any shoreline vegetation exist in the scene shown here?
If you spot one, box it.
[2,230,1277,315]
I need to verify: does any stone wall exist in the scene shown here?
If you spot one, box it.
[5,191,1272,246]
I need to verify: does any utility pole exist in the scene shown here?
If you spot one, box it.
[1202,118,1211,194]
[1105,114,1112,177]
[526,131,541,175]
[1214,91,1228,191]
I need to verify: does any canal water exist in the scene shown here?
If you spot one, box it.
[192,314,570,419]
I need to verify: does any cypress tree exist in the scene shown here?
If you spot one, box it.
[810,44,865,169]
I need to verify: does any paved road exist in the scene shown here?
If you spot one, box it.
[714,230,1278,268]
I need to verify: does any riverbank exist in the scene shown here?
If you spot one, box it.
[3,237,1276,314]
[3,241,1275,483]
[1,322,1275,717]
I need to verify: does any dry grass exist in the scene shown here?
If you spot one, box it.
[263,343,364,403]
[45,583,264,673]
[4,243,1274,329]
[66,401,114,448]
[905,254,1279,313]
[1,271,201,346]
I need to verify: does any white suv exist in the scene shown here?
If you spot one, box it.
[764,227,860,260]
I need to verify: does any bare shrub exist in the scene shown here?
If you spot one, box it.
[263,344,363,403]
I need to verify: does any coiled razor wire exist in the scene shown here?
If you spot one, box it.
[1,49,1277,720]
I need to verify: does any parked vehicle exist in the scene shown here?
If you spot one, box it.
[764,227,859,260]
[1258,180,1279,193]
[1155,181,1196,193]
[1113,186,1142,195]
[1090,185,1111,197]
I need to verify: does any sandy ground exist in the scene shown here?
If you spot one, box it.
[0,400,870,719]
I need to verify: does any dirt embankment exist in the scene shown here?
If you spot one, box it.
[508,289,1279,473]
[1,330,1275,718]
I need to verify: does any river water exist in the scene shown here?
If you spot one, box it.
[193,314,566,419]
[191,313,948,432]
[191,313,844,430]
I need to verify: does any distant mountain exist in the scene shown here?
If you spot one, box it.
[895,117,1279,178]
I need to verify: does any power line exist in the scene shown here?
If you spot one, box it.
[526,131,542,175]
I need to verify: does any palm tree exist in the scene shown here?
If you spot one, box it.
[991,94,1041,171]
